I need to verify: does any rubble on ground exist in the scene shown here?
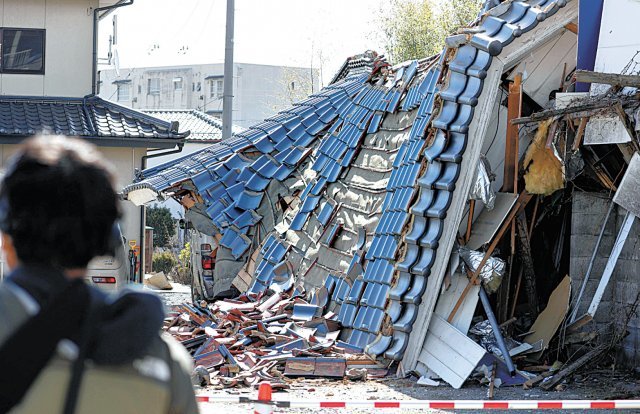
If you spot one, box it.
[164,288,388,389]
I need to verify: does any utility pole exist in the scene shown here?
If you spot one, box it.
[222,0,235,140]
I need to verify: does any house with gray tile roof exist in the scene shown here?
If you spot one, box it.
[0,0,188,282]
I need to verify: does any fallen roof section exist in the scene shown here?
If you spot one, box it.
[124,0,578,370]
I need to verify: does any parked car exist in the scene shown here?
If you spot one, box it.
[86,226,129,292]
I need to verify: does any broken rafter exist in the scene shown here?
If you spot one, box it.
[511,94,640,125]
[503,73,523,193]
[574,69,640,89]
[516,214,539,316]
[539,343,609,391]
[571,117,588,151]
[564,22,578,35]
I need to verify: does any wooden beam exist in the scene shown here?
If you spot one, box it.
[564,22,578,34]
[545,119,559,149]
[540,343,609,391]
[516,214,539,316]
[575,69,640,88]
[511,94,640,125]
[465,199,475,244]
[572,117,588,151]
[503,73,522,193]
[528,195,539,238]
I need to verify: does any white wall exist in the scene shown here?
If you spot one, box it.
[98,146,146,246]
[591,0,640,94]
[0,0,96,97]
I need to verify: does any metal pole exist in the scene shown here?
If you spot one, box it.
[569,200,615,323]
[222,0,235,140]
[479,285,516,376]
[586,211,635,317]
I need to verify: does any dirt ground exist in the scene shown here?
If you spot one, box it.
[196,371,640,413]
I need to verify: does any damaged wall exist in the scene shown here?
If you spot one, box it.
[570,192,640,367]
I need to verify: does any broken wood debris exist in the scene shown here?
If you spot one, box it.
[164,288,387,389]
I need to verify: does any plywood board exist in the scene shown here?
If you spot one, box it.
[583,115,632,145]
[524,276,571,355]
[418,314,486,389]
[467,192,519,250]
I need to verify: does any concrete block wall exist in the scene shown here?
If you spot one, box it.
[570,192,640,367]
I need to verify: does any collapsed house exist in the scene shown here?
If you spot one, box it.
[124,0,640,390]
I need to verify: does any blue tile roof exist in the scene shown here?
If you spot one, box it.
[124,0,572,363]
[0,95,188,144]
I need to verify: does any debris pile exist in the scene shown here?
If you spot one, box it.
[164,288,388,388]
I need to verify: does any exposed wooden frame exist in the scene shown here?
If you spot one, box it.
[572,117,588,151]
[503,73,522,193]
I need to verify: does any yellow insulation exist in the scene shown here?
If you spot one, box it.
[522,119,565,195]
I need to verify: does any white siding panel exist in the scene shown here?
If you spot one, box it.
[44,0,95,96]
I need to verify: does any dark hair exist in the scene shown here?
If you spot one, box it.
[0,135,121,268]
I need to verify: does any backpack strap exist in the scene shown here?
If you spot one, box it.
[62,288,104,414]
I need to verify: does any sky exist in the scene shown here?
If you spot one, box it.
[98,0,387,87]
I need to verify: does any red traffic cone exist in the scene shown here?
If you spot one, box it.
[254,382,273,414]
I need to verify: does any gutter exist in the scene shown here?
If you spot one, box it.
[137,144,185,283]
[92,0,135,95]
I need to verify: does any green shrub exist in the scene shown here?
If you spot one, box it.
[174,243,192,285]
[152,251,177,274]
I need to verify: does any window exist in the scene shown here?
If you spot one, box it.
[209,78,223,99]
[173,77,183,90]
[148,78,160,95]
[116,83,130,101]
[0,28,45,74]
[138,84,142,94]
[216,80,224,98]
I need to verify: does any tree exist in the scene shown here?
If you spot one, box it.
[146,206,176,247]
[377,0,483,64]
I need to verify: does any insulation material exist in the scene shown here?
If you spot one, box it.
[459,247,505,294]
[522,120,565,195]
[469,155,496,210]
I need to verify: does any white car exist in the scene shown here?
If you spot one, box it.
[86,228,129,292]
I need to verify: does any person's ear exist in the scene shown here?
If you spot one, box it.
[1,233,18,271]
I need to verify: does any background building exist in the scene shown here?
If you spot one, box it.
[99,63,320,128]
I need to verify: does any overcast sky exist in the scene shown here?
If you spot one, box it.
[98,0,386,86]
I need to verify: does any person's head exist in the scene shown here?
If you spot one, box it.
[0,135,121,271]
